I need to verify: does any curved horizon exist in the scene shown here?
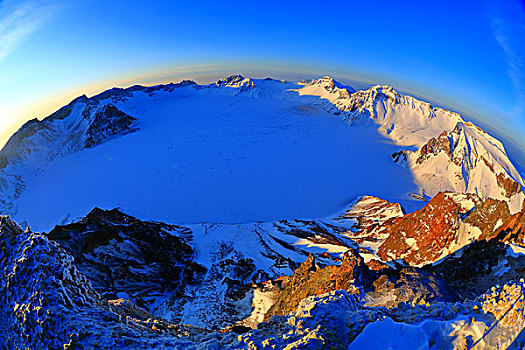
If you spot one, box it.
[1,1,524,154]
[4,66,525,175]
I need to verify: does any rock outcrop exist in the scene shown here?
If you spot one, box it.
[264,248,457,321]
[84,104,138,148]
[491,199,525,245]
[377,192,481,265]
[340,195,405,240]
[264,250,371,320]
[376,192,514,266]
[0,215,217,349]
[47,207,205,312]
[428,239,525,299]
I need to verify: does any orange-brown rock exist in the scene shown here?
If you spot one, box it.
[496,173,521,198]
[264,248,456,320]
[377,193,513,267]
[465,197,511,240]
[377,192,481,266]
[416,130,453,165]
[366,259,390,271]
[264,249,372,321]
[491,199,525,244]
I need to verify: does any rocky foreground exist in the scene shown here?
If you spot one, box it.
[1,192,525,349]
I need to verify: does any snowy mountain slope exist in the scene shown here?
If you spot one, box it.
[338,195,405,254]
[0,213,237,349]
[41,204,360,329]
[0,97,138,217]
[295,78,525,213]
[32,192,511,331]
[395,122,525,213]
[294,78,462,148]
[149,206,375,329]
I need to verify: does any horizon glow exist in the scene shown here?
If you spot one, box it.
[1,0,524,152]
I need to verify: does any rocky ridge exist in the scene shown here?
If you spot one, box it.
[361,191,519,267]
[46,207,205,315]
[0,215,214,349]
[264,249,457,321]
[37,206,359,330]
[0,99,138,220]
[2,190,525,348]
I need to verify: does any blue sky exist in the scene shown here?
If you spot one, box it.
[0,0,524,150]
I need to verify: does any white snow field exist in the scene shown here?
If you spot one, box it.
[1,75,522,231]
[10,77,419,231]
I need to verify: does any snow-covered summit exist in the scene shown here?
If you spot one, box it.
[296,75,355,104]
[217,75,258,95]
[215,74,254,88]
[302,76,355,91]
[395,120,525,212]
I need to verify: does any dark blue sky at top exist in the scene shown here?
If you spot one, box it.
[0,0,524,149]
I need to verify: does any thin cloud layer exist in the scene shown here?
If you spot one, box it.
[489,1,525,118]
[0,0,59,62]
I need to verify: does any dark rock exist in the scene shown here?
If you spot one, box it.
[229,325,252,334]
[47,207,206,311]
[491,199,525,245]
[84,104,138,148]
[427,239,525,300]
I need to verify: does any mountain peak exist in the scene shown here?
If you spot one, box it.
[315,76,340,85]
[177,79,197,86]
[303,76,354,92]
[405,120,525,212]
[217,74,245,85]
[368,84,402,101]
[370,84,396,91]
